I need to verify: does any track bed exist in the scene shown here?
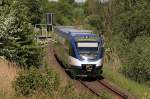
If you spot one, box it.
[80,79,133,99]
[47,43,134,99]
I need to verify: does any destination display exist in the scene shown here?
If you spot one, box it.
[77,42,98,47]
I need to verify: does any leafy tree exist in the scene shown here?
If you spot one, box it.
[72,7,85,26]
[122,37,150,82]
[83,0,109,34]
[85,15,103,31]
[60,0,74,4]
[110,0,150,82]
[83,0,150,83]
[0,0,43,67]
[11,0,43,25]
[57,1,74,25]
[112,0,150,41]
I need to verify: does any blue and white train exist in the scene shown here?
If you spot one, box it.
[53,26,104,78]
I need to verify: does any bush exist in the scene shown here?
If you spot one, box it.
[122,37,150,82]
[12,68,59,96]
[85,15,103,31]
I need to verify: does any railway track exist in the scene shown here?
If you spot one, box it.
[80,78,132,99]
[47,43,133,99]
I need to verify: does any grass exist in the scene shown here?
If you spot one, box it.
[0,58,18,99]
[0,59,18,90]
[2,54,149,99]
[0,58,108,99]
[0,58,147,99]
[103,63,150,99]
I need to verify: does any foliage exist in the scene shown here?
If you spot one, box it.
[13,68,59,96]
[103,65,150,99]
[113,0,150,41]
[60,0,74,4]
[45,0,75,25]
[122,37,150,82]
[0,0,43,68]
[108,0,150,82]
[84,0,101,15]
[1,0,150,97]
[84,0,150,83]
[83,0,105,33]
[72,7,85,26]
[85,15,103,32]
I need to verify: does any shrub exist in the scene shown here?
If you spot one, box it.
[122,37,150,82]
[85,15,103,31]
[12,68,59,96]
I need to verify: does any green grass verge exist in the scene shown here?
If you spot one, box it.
[103,65,150,99]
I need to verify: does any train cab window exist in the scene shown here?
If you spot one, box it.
[77,42,99,59]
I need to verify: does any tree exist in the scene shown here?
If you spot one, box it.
[60,0,74,4]
[0,0,43,68]
[11,0,43,25]
[46,0,74,25]
[112,0,150,41]
[122,37,150,82]
[83,0,107,33]
[110,0,150,82]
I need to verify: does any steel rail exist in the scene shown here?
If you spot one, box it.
[79,80,100,96]
[98,79,128,99]
[79,79,132,99]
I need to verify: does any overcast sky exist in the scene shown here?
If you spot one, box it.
[75,0,86,3]
[48,0,109,3]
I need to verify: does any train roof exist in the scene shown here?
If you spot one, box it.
[56,26,95,36]
[55,26,100,42]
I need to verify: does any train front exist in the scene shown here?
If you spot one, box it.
[69,34,104,78]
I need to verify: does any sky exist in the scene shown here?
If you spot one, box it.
[75,0,86,3]
[48,0,109,3]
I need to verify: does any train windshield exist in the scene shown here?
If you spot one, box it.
[77,42,99,59]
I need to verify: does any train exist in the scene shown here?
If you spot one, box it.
[53,26,104,78]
